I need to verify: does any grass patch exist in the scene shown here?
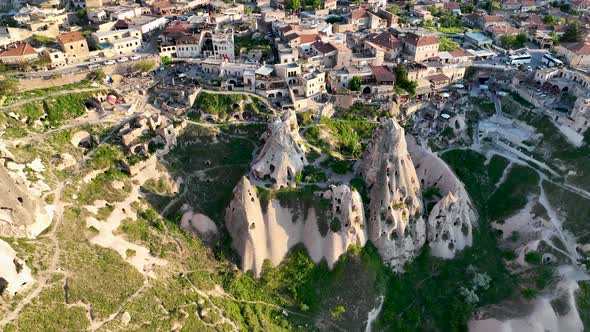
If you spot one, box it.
[57,207,144,321]
[234,33,272,55]
[11,284,90,331]
[488,165,539,221]
[163,123,264,223]
[192,92,269,121]
[487,154,510,186]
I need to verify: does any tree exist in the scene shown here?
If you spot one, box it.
[387,4,400,14]
[500,32,527,49]
[287,0,301,12]
[89,68,106,81]
[422,19,435,29]
[439,36,460,51]
[461,3,476,13]
[330,305,346,320]
[244,6,252,14]
[394,65,418,97]
[308,0,321,10]
[548,31,559,44]
[349,76,361,91]
[0,76,19,96]
[543,15,559,25]
[561,23,582,43]
[76,8,88,21]
[160,56,172,66]
[484,0,500,12]
[515,32,528,46]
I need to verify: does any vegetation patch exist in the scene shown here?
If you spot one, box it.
[192,92,269,121]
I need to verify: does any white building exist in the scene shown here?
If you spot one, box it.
[110,36,142,55]
[126,16,168,35]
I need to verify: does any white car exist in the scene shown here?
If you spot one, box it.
[130,55,141,61]
[117,57,129,62]
[88,64,101,69]
[104,60,116,65]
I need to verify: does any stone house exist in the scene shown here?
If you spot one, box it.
[57,31,89,63]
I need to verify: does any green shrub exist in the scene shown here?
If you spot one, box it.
[524,251,542,265]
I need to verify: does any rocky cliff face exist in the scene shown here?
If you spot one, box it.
[251,111,307,188]
[407,136,476,258]
[225,177,366,276]
[356,119,425,269]
[0,239,33,296]
[0,164,53,238]
[355,119,476,269]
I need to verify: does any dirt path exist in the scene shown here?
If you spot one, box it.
[1,87,106,110]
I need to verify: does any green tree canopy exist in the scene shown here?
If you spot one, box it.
[287,0,301,12]
[543,15,559,25]
[349,76,361,91]
[561,23,582,43]
[484,0,500,12]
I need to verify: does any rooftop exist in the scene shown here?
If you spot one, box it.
[0,43,36,57]
[57,31,85,44]
[404,33,438,47]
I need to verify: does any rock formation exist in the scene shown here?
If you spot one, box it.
[355,119,425,269]
[0,239,34,296]
[251,111,307,188]
[407,136,476,258]
[0,164,53,238]
[355,119,476,269]
[225,177,366,276]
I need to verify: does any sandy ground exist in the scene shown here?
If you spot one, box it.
[85,156,166,276]
[180,209,218,238]
[0,239,34,295]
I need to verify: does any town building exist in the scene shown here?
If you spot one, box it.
[0,43,37,64]
[57,31,89,62]
[402,33,439,62]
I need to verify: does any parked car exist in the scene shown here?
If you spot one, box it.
[117,57,129,62]
[130,55,141,61]
[104,60,116,65]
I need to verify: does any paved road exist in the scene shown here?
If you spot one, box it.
[18,53,159,79]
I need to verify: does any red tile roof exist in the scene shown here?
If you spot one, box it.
[350,9,369,20]
[487,25,519,36]
[311,41,336,54]
[564,42,590,55]
[0,43,36,58]
[367,32,401,50]
[57,32,85,44]
[427,73,450,83]
[152,0,173,8]
[483,15,503,23]
[405,33,438,47]
[371,65,395,82]
[449,49,472,57]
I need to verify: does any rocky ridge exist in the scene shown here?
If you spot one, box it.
[225,177,366,276]
[251,110,307,188]
[0,149,53,239]
[356,119,476,269]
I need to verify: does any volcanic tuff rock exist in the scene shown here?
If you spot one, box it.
[0,239,33,296]
[355,119,476,269]
[407,136,476,258]
[356,118,426,270]
[251,110,307,188]
[225,177,366,276]
[0,165,53,238]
